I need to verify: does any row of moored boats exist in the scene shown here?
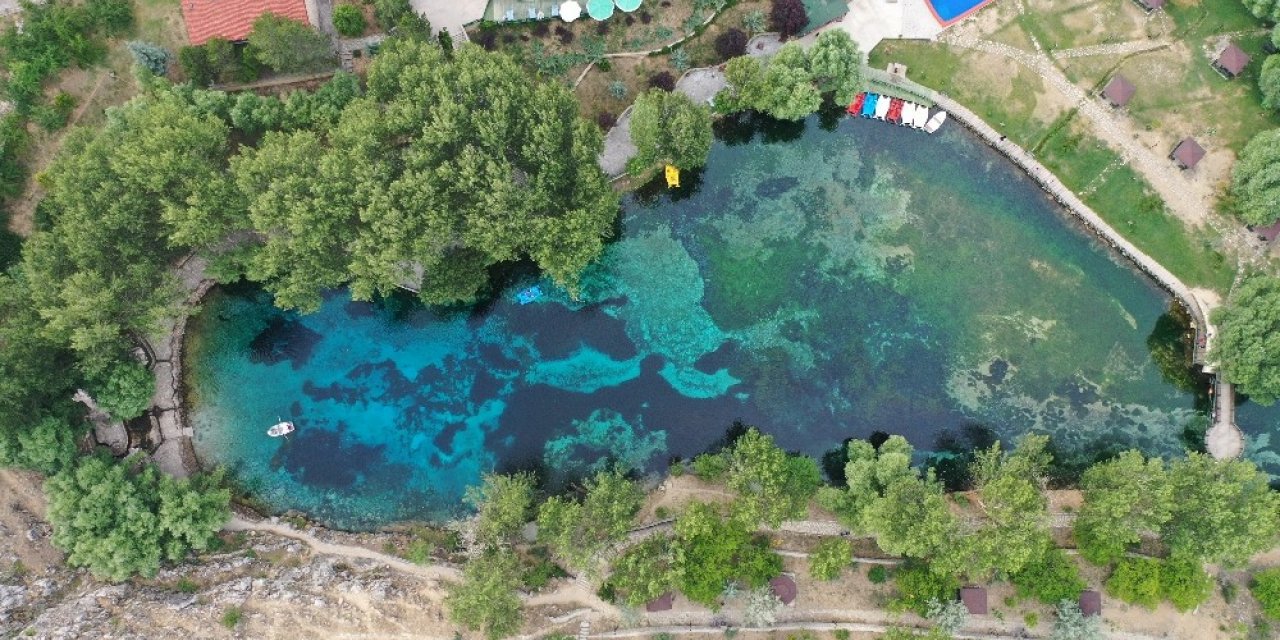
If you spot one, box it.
[848,92,947,133]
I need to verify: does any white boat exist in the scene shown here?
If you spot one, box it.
[267,421,295,437]
[873,96,891,120]
[924,110,947,133]
[902,103,919,127]
[912,104,929,129]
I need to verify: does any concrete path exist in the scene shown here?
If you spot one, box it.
[409,0,486,39]
[1208,379,1244,459]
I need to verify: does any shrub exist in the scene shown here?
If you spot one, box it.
[868,565,889,584]
[809,538,853,581]
[33,93,76,131]
[608,80,628,99]
[892,561,959,616]
[333,4,367,36]
[649,71,676,92]
[715,28,748,59]
[743,586,782,627]
[926,598,970,636]
[1051,600,1102,640]
[641,10,652,23]
[1011,547,1085,605]
[127,41,170,76]
[1253,568,1280,619]
[559,28,575,45]
[247,13,336,73]
[692,452,728,480]
[1160,558,1213,612]
[221,606,242,629]
[671,48,690,71]
[92,360,154,420]
[769,0,808,39]
[1106,557,1162,610]
[597,112,618,129]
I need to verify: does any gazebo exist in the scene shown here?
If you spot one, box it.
[1101,74,1136,108]
[769,575,797,606]
[1170,137,1206,170]
[645,592,673,612]
[960,586,988,615]
[1212,42,1251,78]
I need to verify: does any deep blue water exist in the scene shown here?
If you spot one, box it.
[188,113,1204,529]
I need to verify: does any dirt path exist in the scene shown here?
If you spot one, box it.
[940,30,1214,228]
[224,516,463,582]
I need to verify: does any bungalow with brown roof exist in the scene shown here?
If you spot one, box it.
[960,586,987,615]
[770,575,797,606]
[645,592,673,612]
[1212,42,1251,79]
[1170,137,1206,170]
[1101,75,1136,108]
[1079,590,1102,617]
[182,0,315,45]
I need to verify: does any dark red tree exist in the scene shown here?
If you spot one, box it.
[714,28,748,60]
[597,112,618,129]
[770,0,809,40]
[647,71,676,91]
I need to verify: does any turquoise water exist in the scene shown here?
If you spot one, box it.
[188,112,1204,529]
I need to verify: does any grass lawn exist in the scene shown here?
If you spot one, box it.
[1036,120,1235,290]
[1166,0,1264,40]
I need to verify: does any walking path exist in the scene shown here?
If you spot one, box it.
[1049,39,1172,59]
[1208,379,1244,459]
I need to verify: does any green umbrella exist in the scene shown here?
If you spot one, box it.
[587,0,614,20]
[615,0,641,12]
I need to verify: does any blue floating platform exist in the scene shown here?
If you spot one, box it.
[516,286,544,305]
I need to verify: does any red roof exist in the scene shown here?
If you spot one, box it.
[961,586,987,614]
[182,0,311,45]
[1102,75,1136,107]
[769,575,797,605]
[1171,137,1206,169]
[1079,590,1102,617]
[645,592,673,612]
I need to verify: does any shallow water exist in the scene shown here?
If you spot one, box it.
[188,113,1204,529]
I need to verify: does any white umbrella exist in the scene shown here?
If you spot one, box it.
[560,0,582,22]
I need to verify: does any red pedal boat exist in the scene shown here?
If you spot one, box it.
[847,92,866,116]
[888,98,905,125]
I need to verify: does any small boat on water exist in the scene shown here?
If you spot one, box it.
[911,104,929,129]
[924,110,948,133]
[887,98,904,124]
[861,93,878,118]
[873,95,891,120]
[847,92,866,116]
[267,421,295,438]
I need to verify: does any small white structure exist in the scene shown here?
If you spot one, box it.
[559,0,581,21]
[911,104,928,129]
[874,95,891,120]
[924,110,947,133]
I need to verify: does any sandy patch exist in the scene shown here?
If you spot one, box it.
[0,469,60,574]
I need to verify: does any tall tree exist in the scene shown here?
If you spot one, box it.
[45,455,229,582]
[1074,450,1173,565]
[1245,0,1280,23]
[247,13,335,73]
[716,44,821,120]
[627,89,713,176]
[1231,129,1280,226]
[1164,453,1280,564]
[725,427,821,526]
[1261,55,1280,110]
[465,472,535,550]
[446,548,524,640]
[672,502,782,605]
[606,534,676,606]
[1212,274,1280,403]
[934,435,1052,580]
[861,472,956,559]
[537,469,643,573]
[818,435,919,530]
[769,0,808,39]
[807,29,863,105]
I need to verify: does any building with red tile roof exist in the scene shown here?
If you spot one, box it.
[182,0,314,45]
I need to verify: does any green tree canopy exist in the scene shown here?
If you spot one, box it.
[725,427,821,526]
[445,548,524,640]
[673,502,782,605]
[1246,0,1280,23]
[45,455,230,581]
[231,41,619,309]
[1261,55,1280,110]
[807,30,864,105]
[91,359,154,420]
[1212,274,1280,403]
[247,13,335,73]
[1163,453,1280,564]
[606,534,676,606]
[627,89,713,176]
[934,435,1052,581]
[465,472,535,550]
[22,89,232,377]
[537,468,643,573]
[1074,450,1172,565]
[716,44,821,120]
[819,434,919,530]
[861,470,955,559]
[1230,129,1280,226]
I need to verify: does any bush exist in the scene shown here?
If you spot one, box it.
[221,606,242,629]
[247,14,336,73]
[333,4,367,36]
[1051,600,1102,640]
[649,71,677,92]
[809,538,853,581]
[1011,547,1085,605]
[127,41,170,76]
[597,112,617,129]
[926,598,970,636]
[692,452,728,480]
[715,28,748,59]
[1254,568,1280,619]
[1160,558,1213,612]
[892,561,959,616]
[868,565,889,584]
[32,93,76,131]
[1106,557,1162,610]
